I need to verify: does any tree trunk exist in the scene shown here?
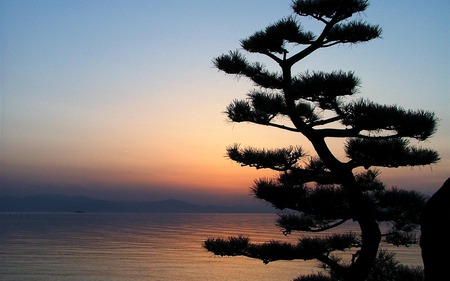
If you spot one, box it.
[344,186,381,281]
[323,168,381,281]
[346,217,380,281]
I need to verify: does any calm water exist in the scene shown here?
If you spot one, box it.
[0,213,422,281]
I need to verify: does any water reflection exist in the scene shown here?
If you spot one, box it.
[0,213,421,281]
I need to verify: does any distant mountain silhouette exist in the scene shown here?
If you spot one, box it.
[0,195,275,213]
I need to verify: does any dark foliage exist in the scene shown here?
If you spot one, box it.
[205,1,437,280]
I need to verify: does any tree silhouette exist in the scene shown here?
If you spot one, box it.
[204,1,439,281]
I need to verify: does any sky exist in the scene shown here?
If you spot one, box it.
[1,0,449,205]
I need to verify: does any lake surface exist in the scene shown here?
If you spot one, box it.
[0,213,422,281]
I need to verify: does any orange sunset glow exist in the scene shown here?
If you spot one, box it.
[1,0,449,205]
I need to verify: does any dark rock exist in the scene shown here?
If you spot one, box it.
[420,177,450,281]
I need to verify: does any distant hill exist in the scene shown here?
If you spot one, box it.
[0,195,275,213]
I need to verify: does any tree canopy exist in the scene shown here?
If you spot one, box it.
[204,1,439,281]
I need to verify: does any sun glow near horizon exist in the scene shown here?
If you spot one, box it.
[1,0,448,203]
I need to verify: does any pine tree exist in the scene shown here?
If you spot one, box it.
[204,1,439,281]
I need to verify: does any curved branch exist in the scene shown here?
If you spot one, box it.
[261,50,283,64]
[263,122,300,132]
[316,254,348,277]
[278,214,349,235]
[318,219,349,232]
[287,17,338,65]
[311,15,329,24]
[321,40,345,47]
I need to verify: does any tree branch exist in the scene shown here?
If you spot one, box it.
[321,40,345,47]
[261,50,283,64]
[310,115,343,127]
[287,18,338,66]
[311,15,329,24]
[262,122,300,132]
[315,128,360,138]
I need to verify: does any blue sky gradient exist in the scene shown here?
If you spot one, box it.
[1,0,449,204]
